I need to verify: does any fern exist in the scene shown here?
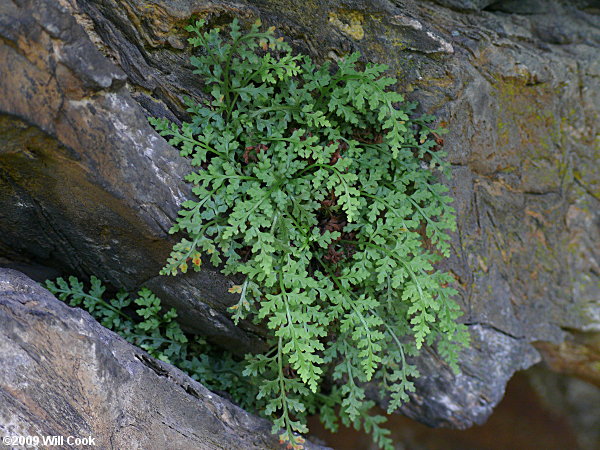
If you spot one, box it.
[150,18,469,449]
[45,276,256,410]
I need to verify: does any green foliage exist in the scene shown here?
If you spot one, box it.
[44,276,255,410]
[150,18,469,449]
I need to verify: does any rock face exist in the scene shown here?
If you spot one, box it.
[0,268,327,450]
[0,0,598,432]
[0,0,262,355]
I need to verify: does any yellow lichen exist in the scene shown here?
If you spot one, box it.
[328,11,365,40]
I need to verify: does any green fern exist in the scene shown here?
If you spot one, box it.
[150,18,469,449]
[45,276,256,410]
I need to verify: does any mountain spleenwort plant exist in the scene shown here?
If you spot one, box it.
[45,276,255,409]
[150,18,469,449]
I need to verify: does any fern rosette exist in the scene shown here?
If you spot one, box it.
[150,19,469,450]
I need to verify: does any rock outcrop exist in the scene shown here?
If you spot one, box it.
[0,268,327,450]
[0,0,598,431]
[0,0,263,356]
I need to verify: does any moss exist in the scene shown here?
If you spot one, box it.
[488,76,579,192]
[489,75,600,198]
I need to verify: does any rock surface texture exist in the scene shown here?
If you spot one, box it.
[0,0,598,433]
[0,269,327,450]
[0,0,263,355]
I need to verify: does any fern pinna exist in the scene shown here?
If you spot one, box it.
[150,19,469,450]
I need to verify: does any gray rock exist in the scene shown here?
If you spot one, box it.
[430,0,499,11]
[0,0,263,355]
[0,0,598,432]
[0,268,328,450]
[398,325,541,427]
[488,0,551,15]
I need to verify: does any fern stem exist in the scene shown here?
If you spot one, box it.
[54,288,132,321]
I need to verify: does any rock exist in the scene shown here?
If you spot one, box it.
[0,0,263,355]
[397,324,540,427]
[534,331,600,388]
[431,0,499,11]
[0,0,598,431]
[0,268,327,450]
[488,0,551,15]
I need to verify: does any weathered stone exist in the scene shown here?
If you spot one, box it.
[397,324,540,427]
[534,332,600,388]
[0,0,598,432]
[431,0,498,12]
[0,0,263,355]
[488,0,554,15]
[0,269,328,449]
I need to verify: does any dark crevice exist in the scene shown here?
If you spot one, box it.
[574,177,600,202]
[135,353,170,377]
[184,384,201,400]
[464,321,527,340]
